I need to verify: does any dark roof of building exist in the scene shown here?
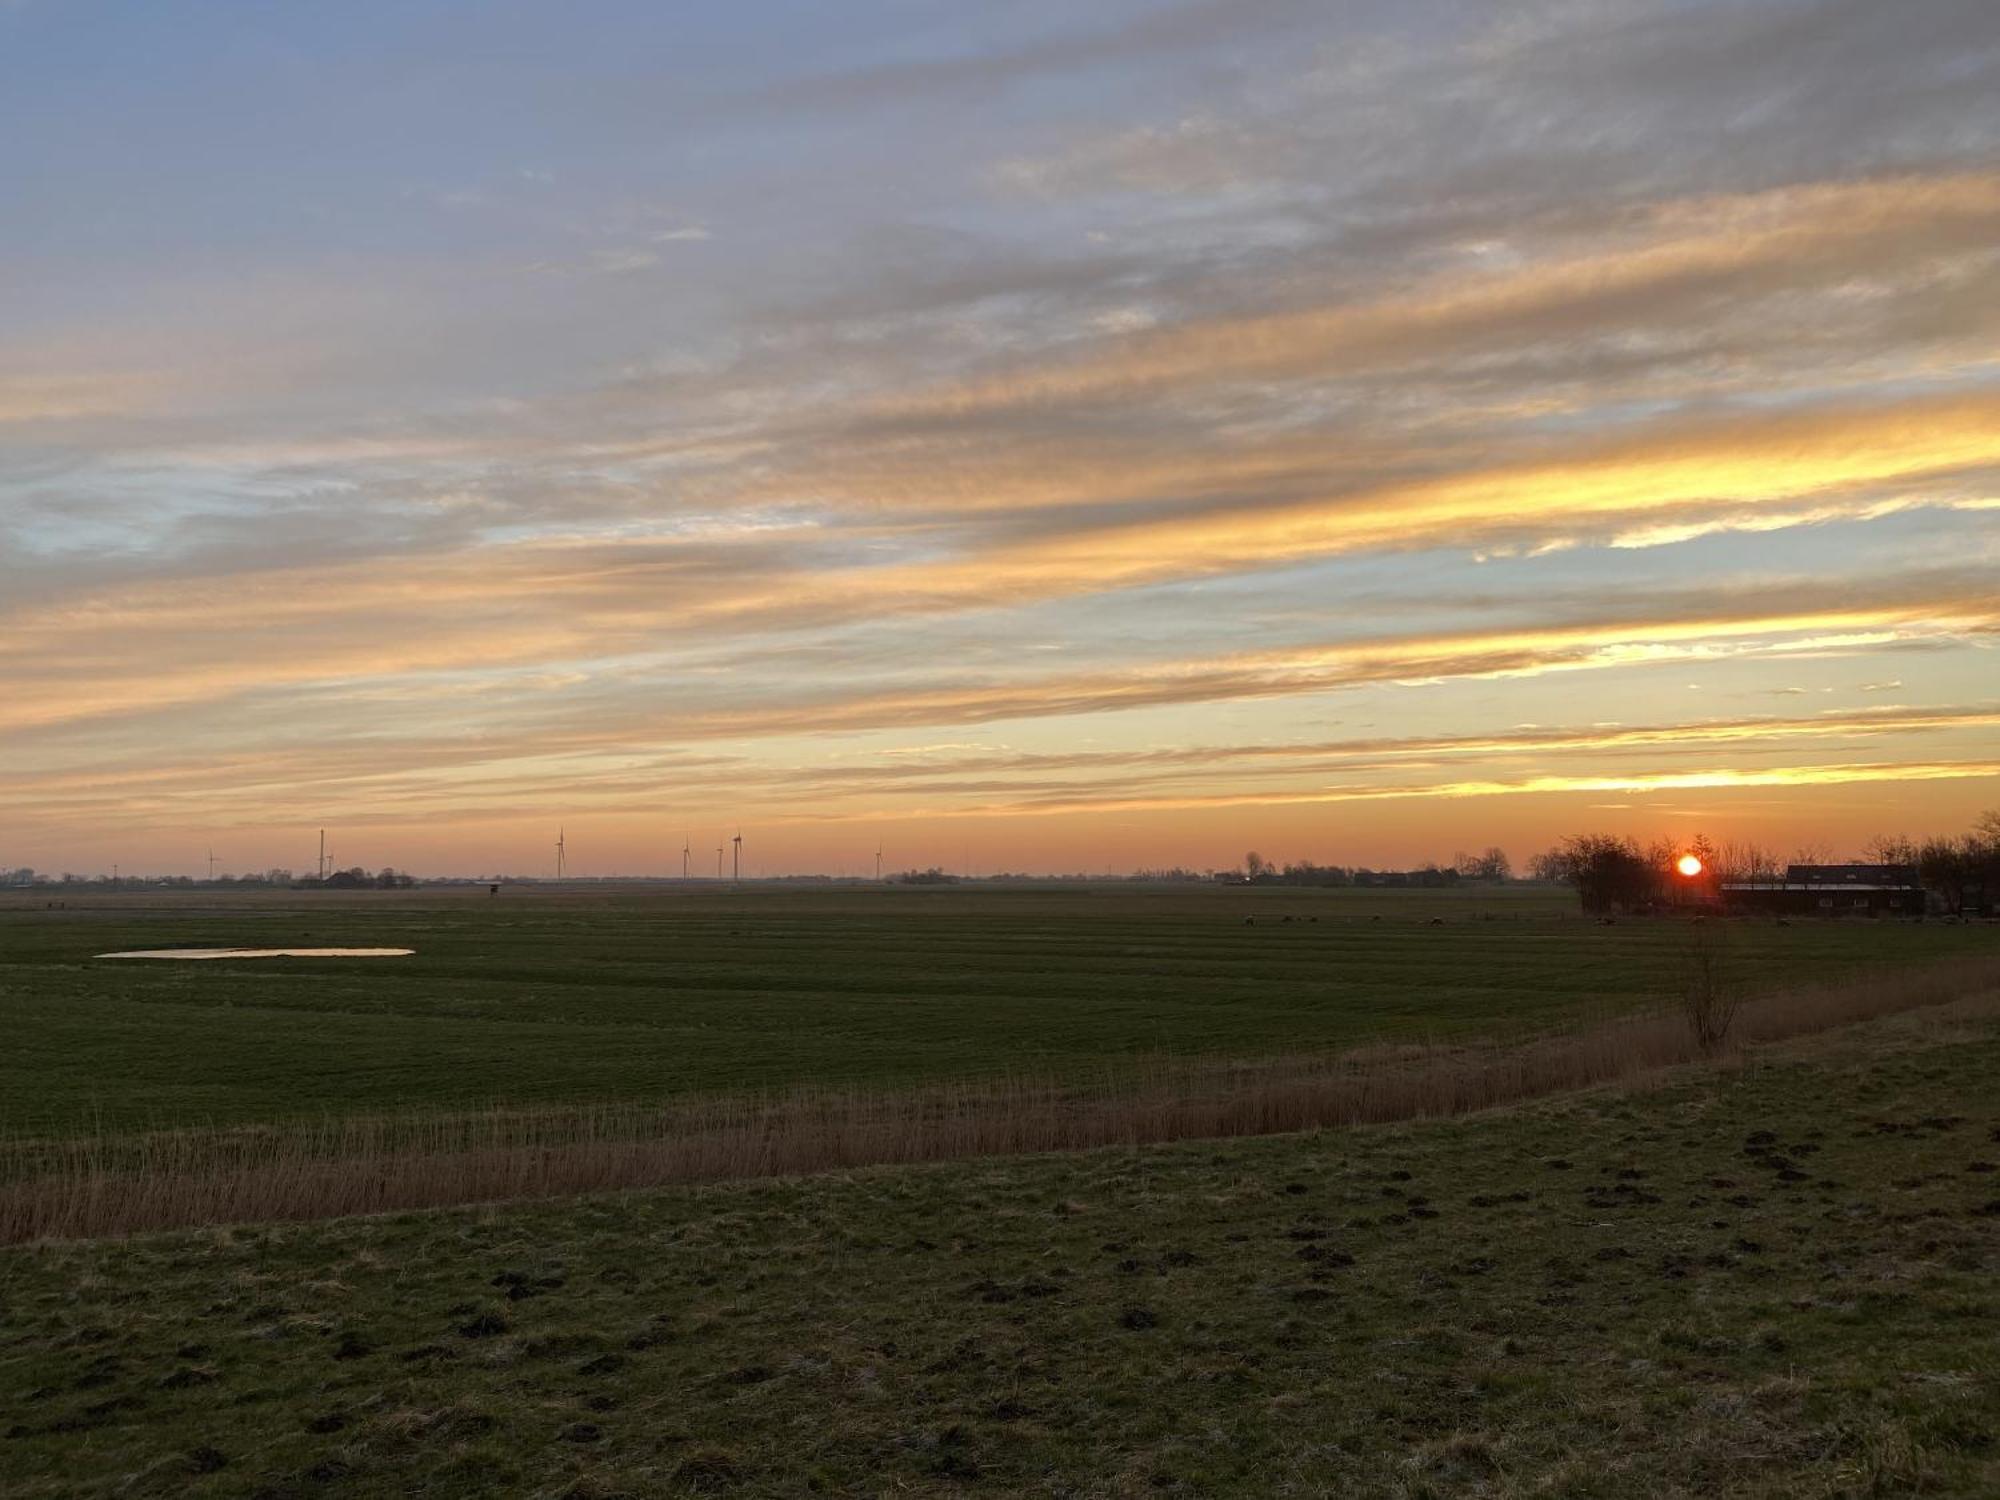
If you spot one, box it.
[1784,863,1921,886]
[1723,882,1918,893]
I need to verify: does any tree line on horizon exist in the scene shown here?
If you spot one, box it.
[7,813,1996,903]
[2,866,416,890]
[1206,848,1513,887]
[1527,811,2000,915]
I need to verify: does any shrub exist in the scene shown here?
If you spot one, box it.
[1680,924,1739,1055]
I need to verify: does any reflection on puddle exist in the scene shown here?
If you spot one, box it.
[96,948,416,960]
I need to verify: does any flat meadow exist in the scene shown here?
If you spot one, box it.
[4,882,1995,1137]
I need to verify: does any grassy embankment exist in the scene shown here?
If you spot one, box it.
[8,954,1999,1243]
[3,994,1997,1497]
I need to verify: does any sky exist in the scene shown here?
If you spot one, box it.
[3,0,1998,879]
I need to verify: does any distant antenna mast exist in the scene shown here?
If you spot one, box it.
[555,827,567,881]
[732,829,742,883]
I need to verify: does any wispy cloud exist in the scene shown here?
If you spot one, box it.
[5,0,1998,868]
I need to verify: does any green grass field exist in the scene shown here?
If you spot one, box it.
[6,886,1999,1495]
[4,885,1997,1136]
[4,997,1996,1497]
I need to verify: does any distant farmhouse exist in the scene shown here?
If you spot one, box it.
[1353,867,1462,889]
[1721,864,1926,917]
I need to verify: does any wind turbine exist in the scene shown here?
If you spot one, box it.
[715,839,724,879]
[555,827,566,881]
[875,841,883,882]
[682,834,690,881]
[732,829,742,883]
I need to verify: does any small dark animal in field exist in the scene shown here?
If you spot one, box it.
[1244,917,1255,926]
[1429,917,1445,925]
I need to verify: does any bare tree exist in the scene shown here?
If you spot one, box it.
[1862,833,1919,865]
[1455,847,1511,881]
[1680,923,1739,1055]
[1554,834,1654,913]
[1715,840,1779,882]
[1526,847,1569,883]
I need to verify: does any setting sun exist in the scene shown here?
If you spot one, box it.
[1677,853,1704,877]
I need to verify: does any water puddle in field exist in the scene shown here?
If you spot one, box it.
[96,948,416,960]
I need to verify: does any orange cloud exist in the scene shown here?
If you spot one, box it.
[859,760,2000,823]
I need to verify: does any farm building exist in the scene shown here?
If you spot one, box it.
[1354,867,1461,889]
[1720,863,1926,917]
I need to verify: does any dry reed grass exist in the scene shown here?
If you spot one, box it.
[7,953,1998,1245]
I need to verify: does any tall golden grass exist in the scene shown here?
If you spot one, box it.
[6,954,1997,1245]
